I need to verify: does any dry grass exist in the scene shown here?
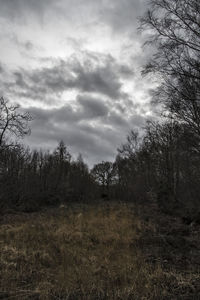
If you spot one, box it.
[0,202,199,299]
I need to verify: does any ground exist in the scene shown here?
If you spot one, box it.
[0,201,200,299]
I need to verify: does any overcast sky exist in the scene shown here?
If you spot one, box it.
[0,0,157,166]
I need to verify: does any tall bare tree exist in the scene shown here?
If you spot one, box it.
[140,0,200,136]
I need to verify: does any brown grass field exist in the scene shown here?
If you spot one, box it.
[0,202,200,299]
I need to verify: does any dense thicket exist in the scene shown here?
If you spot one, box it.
[113,121,200,212]
[0,141,96,211]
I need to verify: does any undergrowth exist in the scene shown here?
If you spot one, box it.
[0,202,199,299]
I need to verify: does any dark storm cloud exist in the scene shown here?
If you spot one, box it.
[28,105,78,125]
[24,99,147,166]
[109,113,129,128]
[13,72,28,89]
[25,105,116,164]
[68,55,123,99]
[77,95,109,118]
[29,95,109,122]
[118,65,134,78]
[3,52,132,101]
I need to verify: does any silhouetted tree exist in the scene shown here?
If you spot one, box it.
[91,161,117,198]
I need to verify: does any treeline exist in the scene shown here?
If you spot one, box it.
[93,121,200,213]
[0,96,96,211]
[1,117,199,214]
[0,140,96,211]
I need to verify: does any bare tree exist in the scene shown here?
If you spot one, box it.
[140,0,200,134]
[91,161,116,196]
[118,130,140,159]
[0,96,32,147]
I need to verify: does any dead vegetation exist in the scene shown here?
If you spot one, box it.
[0,202,199,299]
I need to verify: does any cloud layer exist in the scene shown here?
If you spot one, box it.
[0,0,155,166]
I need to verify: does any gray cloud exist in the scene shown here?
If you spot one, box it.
[0,0,148,36]
[0,63,4,74]
[0,0,57,23]
[13,72,28,89]
[109,113,129,128]
[24,105,115,165]
[100,0,147,34]
[2,52,132,101]
[0,0,154,166]
[77,95,109,118]
[68,55,123,99]
[24,99,147,166]
[13,36,36,52]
